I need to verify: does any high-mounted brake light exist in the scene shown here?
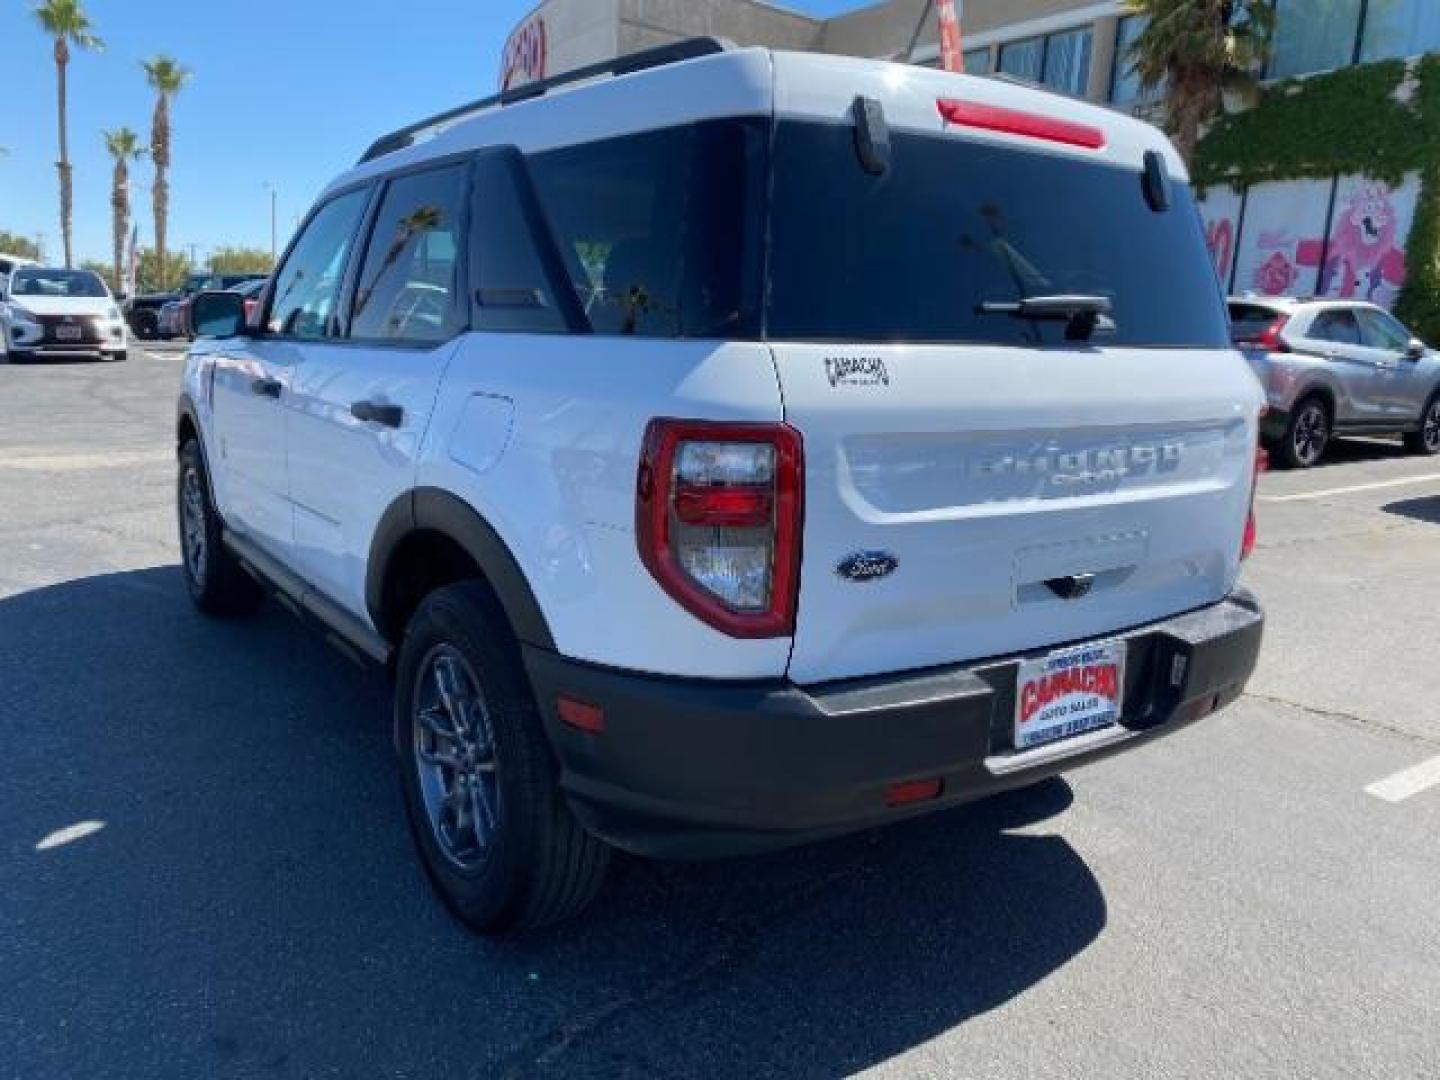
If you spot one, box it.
[936,98,1107,150]
[637,420,803,639]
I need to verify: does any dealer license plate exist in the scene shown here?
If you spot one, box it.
[55,324,83,341]
[1014,640,1126,751]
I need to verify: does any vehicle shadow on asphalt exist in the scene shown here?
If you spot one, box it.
[1304,436,1409,469]
[1383,495,1440,524]
[0,567,1105,1079]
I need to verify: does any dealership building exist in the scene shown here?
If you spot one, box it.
[501,1,1440,333]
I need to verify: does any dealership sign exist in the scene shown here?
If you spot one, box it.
[501,15,547,90]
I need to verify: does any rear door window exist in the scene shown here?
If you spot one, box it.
[766,122,1229,348]
[349,162,469,345]
[1308,309,1362,346]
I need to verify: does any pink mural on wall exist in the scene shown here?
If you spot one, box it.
[1198,187,1243,286]
[1229,174,1420,309]
[1232,179,1332,299]
[1319,176,1418,308]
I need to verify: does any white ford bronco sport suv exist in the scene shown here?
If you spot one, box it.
[178,40,1266,932]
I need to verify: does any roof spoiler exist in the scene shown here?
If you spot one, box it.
[357,37,734,165]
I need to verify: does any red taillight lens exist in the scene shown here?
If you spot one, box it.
[1255,315,1291,353]
[637,420,803,639]
[674,484,773,528]
[937,98,1106,150]
[1242,418,1268,561]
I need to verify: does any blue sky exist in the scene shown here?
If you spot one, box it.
[0,0,871,267]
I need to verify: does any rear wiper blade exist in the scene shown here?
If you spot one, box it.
[977,294,1114,342]
[977,294,1112,319]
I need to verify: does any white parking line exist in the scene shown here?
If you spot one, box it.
[1365,754,1440,803]
[1262,473,1440,503]
[0,449,172,472]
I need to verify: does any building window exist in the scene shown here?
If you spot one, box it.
[1360,0,1440,63]
[998,36,1044,81]
[963,46,990,75]
[1111,14,1165,107]
[998,27,1093,96]
[1269,0,1363,78]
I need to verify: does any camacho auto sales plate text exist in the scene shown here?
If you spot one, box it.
[1014,641,1126,751]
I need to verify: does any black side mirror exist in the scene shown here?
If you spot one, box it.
[1406,337,1426,360]
[191,290,248,339]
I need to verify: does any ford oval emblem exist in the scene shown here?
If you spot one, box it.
[836,551,899,583]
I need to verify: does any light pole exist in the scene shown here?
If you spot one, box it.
[262,182,278,268]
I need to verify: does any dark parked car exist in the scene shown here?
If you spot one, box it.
[130,272,268,340]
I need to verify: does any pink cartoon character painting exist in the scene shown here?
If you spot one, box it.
[1253,251,1299,296]
[1322,182,1408,306]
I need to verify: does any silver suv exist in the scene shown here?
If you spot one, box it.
[1229,297,1440,468]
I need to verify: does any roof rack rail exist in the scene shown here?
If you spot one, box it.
[358,37,734,165]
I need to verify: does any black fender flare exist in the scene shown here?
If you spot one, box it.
[176,392,214,482]
[177,392,202,446]
[366,488,555,651]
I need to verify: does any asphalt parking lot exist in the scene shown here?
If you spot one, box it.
[2,346,1438,1079]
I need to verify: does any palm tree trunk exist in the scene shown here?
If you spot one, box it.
[55,38,73,268]
[151,96,170,290]
[1169,70,1221,166]
[112,159,128,294]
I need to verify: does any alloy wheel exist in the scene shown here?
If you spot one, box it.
[1293,404,1328,467]
[412,645,502,871]
[180,467,208,584]
[1424,400,1440,453]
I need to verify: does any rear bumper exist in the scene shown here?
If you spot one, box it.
[7,337,125,360]
[525,589,1264,859]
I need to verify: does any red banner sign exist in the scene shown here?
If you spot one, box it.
[937,0,964,73]
[501,15,547,91]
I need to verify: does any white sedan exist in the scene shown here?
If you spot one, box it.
[1,266,128,363]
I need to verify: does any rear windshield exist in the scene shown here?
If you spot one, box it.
[519,118,1226,348]
[766,121,1228,348]
[1228,303,1283,343]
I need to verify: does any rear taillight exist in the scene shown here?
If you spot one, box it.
[637,420,803,638]
[1255,315,1291,353]
[1242,415,1268,561]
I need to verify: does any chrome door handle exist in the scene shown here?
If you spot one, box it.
[251,376,282,399]
[351,400,404,428]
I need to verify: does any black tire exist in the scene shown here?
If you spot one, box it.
[1276,396,1331,469]
[111,350,128,363]
[1402,395,1440,456]
[395,582,610,933]
[177,440,265,617]
[133,311,159,340]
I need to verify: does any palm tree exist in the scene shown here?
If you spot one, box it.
[103,128,144,295]
[1122,0,1274,164]
[32,0,103,268]
[142,55,191,290]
